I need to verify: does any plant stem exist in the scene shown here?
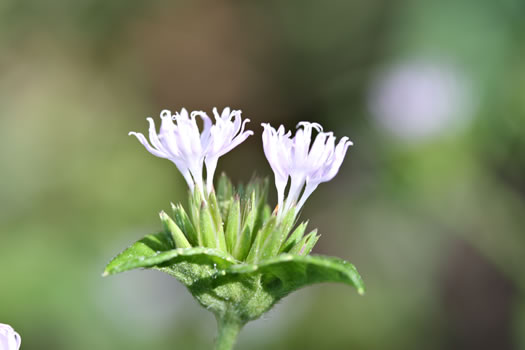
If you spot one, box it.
[215,315,243,350]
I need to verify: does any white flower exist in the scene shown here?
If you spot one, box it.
[130,107,253,195]
[0,324,21,350]
[262,122,352,217]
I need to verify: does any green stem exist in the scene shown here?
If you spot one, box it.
[215,315,243,350]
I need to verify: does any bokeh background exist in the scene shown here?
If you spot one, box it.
[1,0,525,349]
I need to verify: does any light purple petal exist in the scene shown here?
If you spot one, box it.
[128,131,168,159]
[0,323,21,350]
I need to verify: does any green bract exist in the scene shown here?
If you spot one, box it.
[104,175,364,350]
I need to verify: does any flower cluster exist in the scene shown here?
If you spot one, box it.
[107,108,361,350]
[130,107,253,196]
[262,122,353,217]
[130,108,352,217]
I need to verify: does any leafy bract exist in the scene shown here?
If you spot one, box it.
[103,176,365,326]
[104,231,364,323]
[227,254,365,297]
[103,232,236,278]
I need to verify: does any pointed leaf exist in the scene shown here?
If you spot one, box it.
[103,231,236,276]
[226,254,365,296]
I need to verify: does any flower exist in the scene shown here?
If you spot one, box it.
[130,107,253,195]
[262,122,353,217]
[0,324,21,350]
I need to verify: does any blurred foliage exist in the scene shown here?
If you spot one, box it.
[1,0,524,349]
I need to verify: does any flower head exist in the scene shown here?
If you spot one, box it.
[130,107,253,196]
[0,324,21,350]
[262,122,352,217]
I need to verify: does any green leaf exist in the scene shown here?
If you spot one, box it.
[103,231,236,277]
[227,254,365,296]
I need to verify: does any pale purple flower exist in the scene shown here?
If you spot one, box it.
[130,107,253,195]
[262,122,353,217]
[0,324,21,350]
[369,60,474,141]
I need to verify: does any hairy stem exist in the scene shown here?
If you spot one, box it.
[215,315,243,350]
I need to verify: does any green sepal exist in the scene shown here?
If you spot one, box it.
[159,211,191,249]
[217,174,234,207]
[300,230,319,256]
[260,216,288,260]
[262,205,271,223]
[232,193,256,261]
[200,202,218,248]
[188,189,203,245]
[259,208,296,260]
[279,221,308,253]
[208,191,227,252]
[251,178,269,236]
[225,196,241,254]
[245,216,277,263]
[232,226,251,261]
[279,208,297,236]
[288,230,318,255]
[171,203,199,246]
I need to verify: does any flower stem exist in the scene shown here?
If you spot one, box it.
[215,315,243,350]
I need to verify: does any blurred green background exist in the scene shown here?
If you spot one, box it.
[1,0,525,349]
